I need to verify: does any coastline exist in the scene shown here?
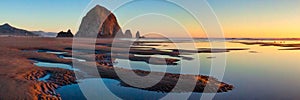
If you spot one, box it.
[0,37,233,100]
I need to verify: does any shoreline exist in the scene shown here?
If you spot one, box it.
[0,37,233,100]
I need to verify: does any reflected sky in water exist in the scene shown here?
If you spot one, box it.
[58,40,300,99]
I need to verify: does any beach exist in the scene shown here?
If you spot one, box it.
[0,37,233,100]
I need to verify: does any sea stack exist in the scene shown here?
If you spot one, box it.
[56,29,74,37]
[76,5,122,38]
[136,31,141,39]
[124,30,133,38]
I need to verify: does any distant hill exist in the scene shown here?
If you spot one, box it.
[0,23,37,36]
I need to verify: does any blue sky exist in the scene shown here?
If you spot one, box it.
[0,0,90,32]
[0,0,299,38]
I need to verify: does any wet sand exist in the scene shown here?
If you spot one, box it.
[0,37,233,100]
[0,37,78,100]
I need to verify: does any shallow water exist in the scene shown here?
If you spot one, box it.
[57,39,300,99]
[56,78,166,100]
[57,55,87,62]
[36,49,68,55]
[56,78,208,100]
[32,60,78,71]
[38,73,51,82]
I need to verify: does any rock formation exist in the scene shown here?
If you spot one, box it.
[123,30,133,38]
[76,5,122,38]
[135,31,145,38]
[56,29,74,37]
[136,31,141,38]
[0,23,37,36]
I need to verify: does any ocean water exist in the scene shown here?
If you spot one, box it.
[57,39,300,100]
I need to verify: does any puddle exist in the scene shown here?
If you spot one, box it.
[23,49,87,62]
[31,60,78,71]
[56,78,169,100]
[57,55,86,62]
[36,49,68,54]
[38,73,51,82]
[36,49,87,62]
[22,49,67,55]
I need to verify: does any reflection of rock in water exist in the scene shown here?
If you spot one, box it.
[95,65,234,93]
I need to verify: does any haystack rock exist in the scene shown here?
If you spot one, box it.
[0,23,37,36]
[76,5,122,38]
[56,29,74,37]
[123,30,133,38]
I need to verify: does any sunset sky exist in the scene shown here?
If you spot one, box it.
[0,0,299,38]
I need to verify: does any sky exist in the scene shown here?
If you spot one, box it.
[0,0,299,38]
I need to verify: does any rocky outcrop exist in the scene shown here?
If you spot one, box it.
[76,5,137,38]
[123,30,132,38]
[56,29,73,37]
[76,5,122,38]
[0,23,37,36]
[136,31,140,38]
[135,31,145,38]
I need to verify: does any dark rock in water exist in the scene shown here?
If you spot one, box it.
[0,23,37,36]
[135,31,145,38]
[123,30,133,38]
[56,29,74,37]
[76,5,122,38]
[136,31,140,38]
